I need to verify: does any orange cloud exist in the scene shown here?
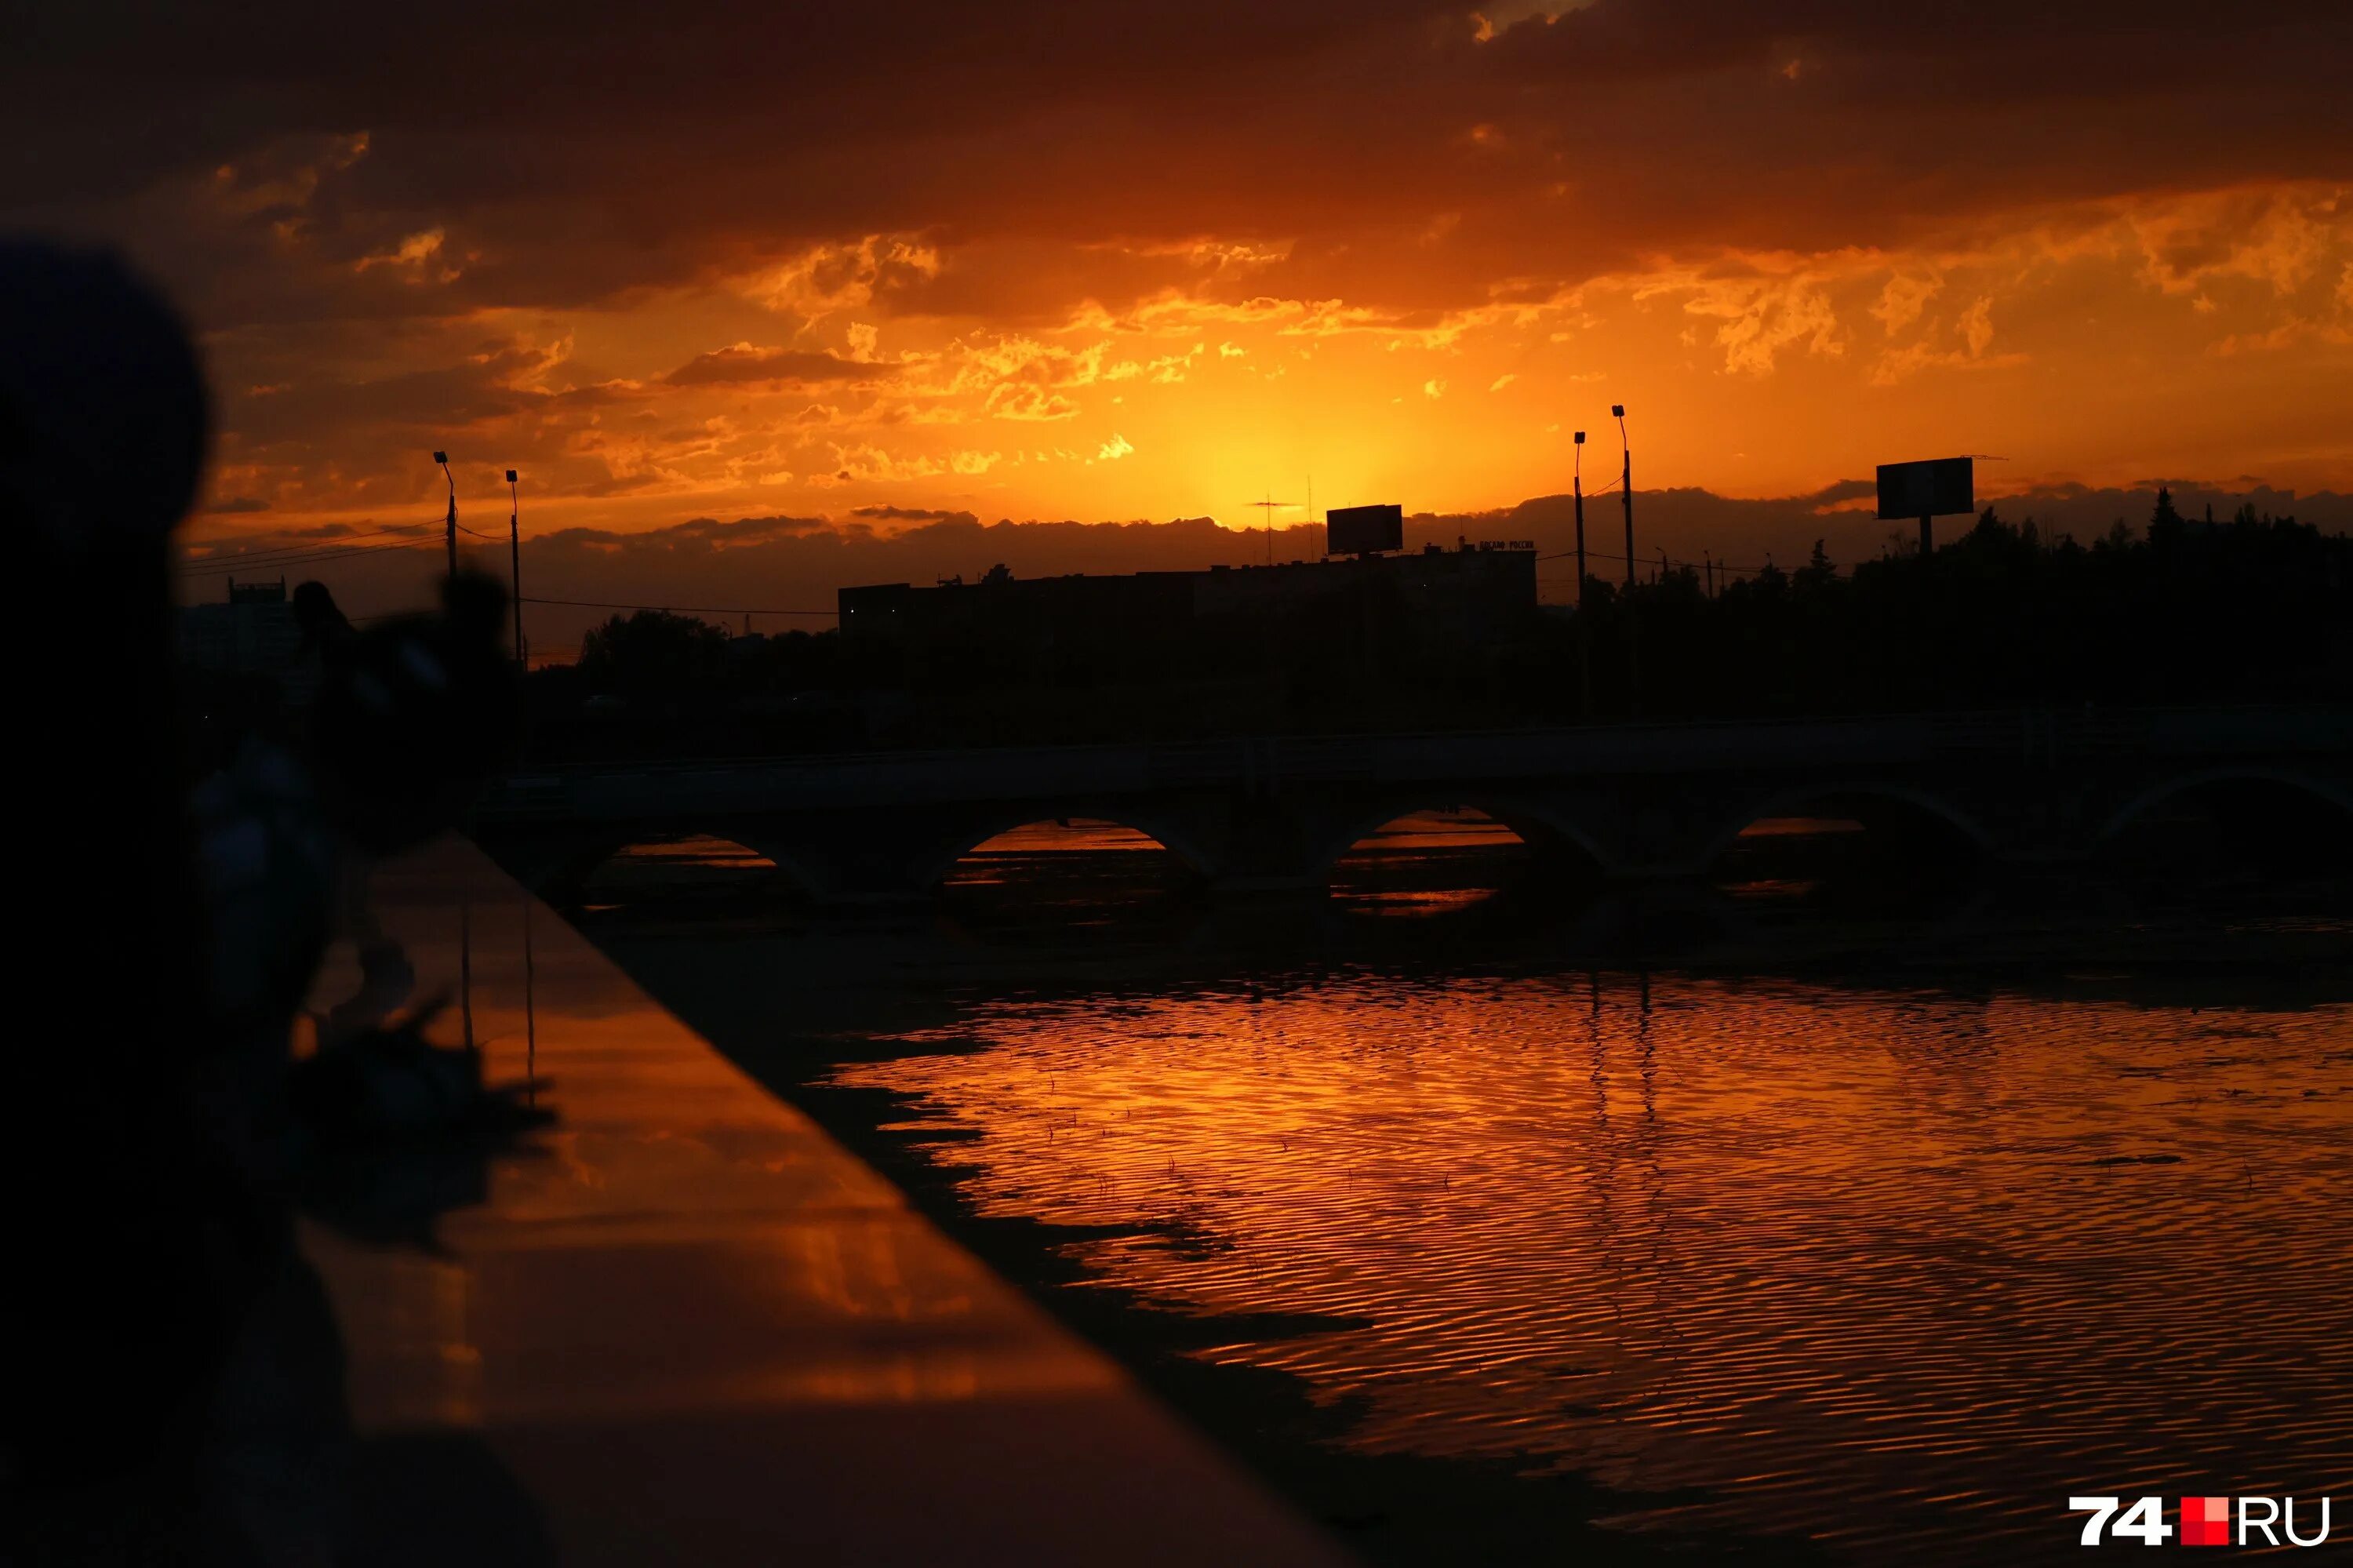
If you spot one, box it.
[10,0,2349,558]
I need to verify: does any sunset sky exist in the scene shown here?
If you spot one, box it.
[13,1,2353,631]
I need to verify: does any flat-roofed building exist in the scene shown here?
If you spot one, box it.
[840,542,1537,674]
[179,577,320,707]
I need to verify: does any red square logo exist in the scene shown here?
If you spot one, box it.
[2182,1496,2232,1547]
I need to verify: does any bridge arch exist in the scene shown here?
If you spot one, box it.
[2097,767,2353,845]
[529,828,824,908]
[1311,796,1613,886]
[483,828,646,908]
[1695,780,1995,872]
[922,809,1218,894]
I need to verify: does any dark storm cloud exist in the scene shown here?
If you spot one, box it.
[664,346,895,387]
[1808,478,1877,505]
[220,344,571,443]
[13,1,2350,330]
[649,513,834,542]
[849,504,979,522]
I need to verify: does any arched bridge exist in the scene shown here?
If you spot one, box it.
[471,707,2353,907]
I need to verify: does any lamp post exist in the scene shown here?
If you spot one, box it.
[1573,431,1591,718]
[1613,406,1640,715]
[1614,406,1634,590]
[434,450,457,583]
[1573,431,1588,605]
[507,468,523,671]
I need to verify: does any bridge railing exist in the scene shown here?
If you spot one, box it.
[472,705,2351,823]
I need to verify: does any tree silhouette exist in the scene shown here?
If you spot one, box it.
[1795,539,1836,595]
[577,610,732,698]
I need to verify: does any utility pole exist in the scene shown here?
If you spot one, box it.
[507,468,523,671]
[435,451,457,582]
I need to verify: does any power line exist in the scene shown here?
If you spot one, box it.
[193,525,419,555]
[187,504,523,571]
[182,540,431,573]
[178,540,435,577]
[1540,543,1781,576]
[180,509,514,578]
[180,527,431,568]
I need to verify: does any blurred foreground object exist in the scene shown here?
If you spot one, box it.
[1,238,547,1564]
[2,242,223,1521]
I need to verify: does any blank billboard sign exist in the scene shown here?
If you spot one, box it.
[1876,457,1973,519]
[1326,503,1404,556]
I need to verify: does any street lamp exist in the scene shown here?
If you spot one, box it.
[1573,431,1587,604]
[506,468,523,670]
[1573,430,1591,717]
[434,450,457,582]
[1613,406,1633,591]
[1613,406,1641,714]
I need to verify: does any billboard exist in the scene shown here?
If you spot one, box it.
[1326,502,1404,556]
[1876,457,1973,519]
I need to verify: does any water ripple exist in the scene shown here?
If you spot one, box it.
[830,974,2353,1562]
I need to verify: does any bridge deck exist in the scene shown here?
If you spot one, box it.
[477,706,2353,821]
[469,707,2351,900]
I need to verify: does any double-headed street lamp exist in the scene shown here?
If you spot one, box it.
[1614,405,1634,590]
[507,468,524,671]
[433,449,457,581]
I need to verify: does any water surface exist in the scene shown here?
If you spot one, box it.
[821,959,2353,1561]
[594,818,2353,1563]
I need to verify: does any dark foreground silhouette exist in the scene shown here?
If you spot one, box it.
[2,240,548,1566]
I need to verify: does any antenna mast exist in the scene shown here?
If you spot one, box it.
[1247,493,1298,566]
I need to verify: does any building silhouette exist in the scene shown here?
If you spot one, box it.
[178,577,320,708]
[840,540,1539,676]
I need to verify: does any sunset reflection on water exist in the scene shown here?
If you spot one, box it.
[828,971,2353,1562]
[944,809,1538,919]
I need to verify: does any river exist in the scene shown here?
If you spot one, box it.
[590,815,2353,1565]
